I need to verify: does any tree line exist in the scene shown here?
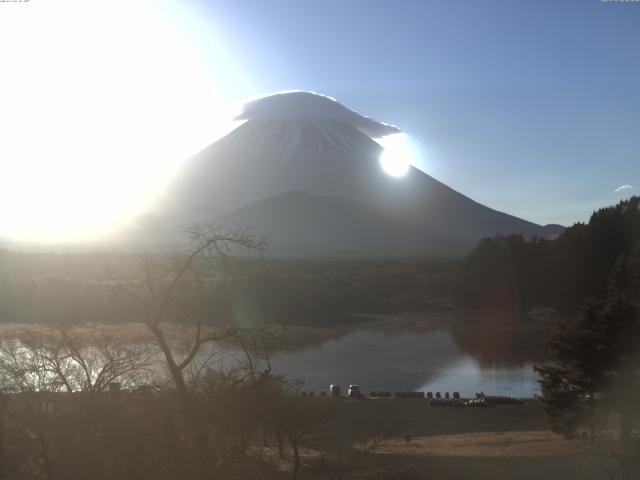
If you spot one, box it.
[0,252,455,328]
[455,196,640,311]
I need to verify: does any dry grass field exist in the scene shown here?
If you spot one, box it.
[251,398,605,480]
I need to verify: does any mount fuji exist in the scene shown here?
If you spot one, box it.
[131,91,563,256]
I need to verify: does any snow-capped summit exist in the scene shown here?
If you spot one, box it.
[138,91,563,256]
[236,91,400,138]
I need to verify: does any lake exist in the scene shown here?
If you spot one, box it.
[267,314,547,398]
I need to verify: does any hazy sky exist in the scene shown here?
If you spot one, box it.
[0,0,638,241]
[163,0,640,226]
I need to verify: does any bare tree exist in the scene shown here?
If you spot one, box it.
[264,392,335,479]
[112,225,273,479]
[0,326,156,480]
[116,224,268,410]
[0,226,280,479]
[13,327,156,393]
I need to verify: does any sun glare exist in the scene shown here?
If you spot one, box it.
[0,1,242,243]
[378,133,415,177]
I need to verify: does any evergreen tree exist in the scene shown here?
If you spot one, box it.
[535,245,640,442]
[535,300,612,439]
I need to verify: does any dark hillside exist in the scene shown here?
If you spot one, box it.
[455,196,640,311]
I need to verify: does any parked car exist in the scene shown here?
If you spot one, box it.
[348,385,361,398]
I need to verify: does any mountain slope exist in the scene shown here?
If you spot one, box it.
[213,190,457,256]
[143,91,562,256]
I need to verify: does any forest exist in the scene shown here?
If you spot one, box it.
[455,196,640,312]
[0,252,455,328]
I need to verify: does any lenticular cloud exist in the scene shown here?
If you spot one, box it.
[236,90,400,138]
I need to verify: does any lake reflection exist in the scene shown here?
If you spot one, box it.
[269,326,542,397]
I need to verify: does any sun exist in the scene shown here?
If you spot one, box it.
[378,134,414,177]
[0,0,243,243]
[380,150,410,177]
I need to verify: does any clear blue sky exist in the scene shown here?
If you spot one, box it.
[161,0,639,227]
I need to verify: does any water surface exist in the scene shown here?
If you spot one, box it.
[269,316,545,397]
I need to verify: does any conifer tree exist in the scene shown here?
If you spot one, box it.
[536,244,640,442]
